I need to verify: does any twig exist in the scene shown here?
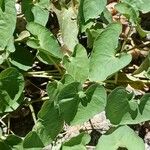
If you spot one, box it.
[0,65,6,69]
[0,116,14,135]
[127,41,150,52]
[29,104,37,124]
[25,73,61,79]
[47,55,63,75]
[6,59,11,67]
[31,96,49,104]
[89,119,95,130]
[114,73,118,84]
[121,25,132,52]
[27,70,59,74]
[105,79,150,84]
[7,116,10,135]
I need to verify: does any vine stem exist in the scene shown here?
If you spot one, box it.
[25,73,61,79]
[31,96,49,104]
[89,119,95,130]
[47,55,63,75]
[114,73,118,84]
[121,25,132,52]
[0,65,6,69]
[29,104,37,124]
[0,115,14,135]
[6,59,11,67]
[105,79,150,84]
[7,116,10,135]
[127,41,150,52]
[27,70,59,74]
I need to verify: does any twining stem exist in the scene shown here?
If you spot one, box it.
[6,59,11,67]
[27,70,59,74]
[114,73,118,84]
[89,119,95,130]
[121,25,132,52]
[25,74,61,79]
[127,41,150,52]
[47,55,63,75]
[25,74,53,79]
[105,79,150,84]
[0,65,6,69]
[7,116,10,135]
[31,96,49,104]
[29,104,37,124]
[0,115,14,135]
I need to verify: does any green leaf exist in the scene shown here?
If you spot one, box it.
[121,0,150,13]
[4,135,23,150]
[80,0,107,22]
[47,80,83,124]
[105,87,150,125]
[32,5,49,26]
[22,0,34,22]
[37,51,60,65]
[138,0,150,13]
[9,45,34,71]
[89,23,132,82]
[0,135,23,150]
[58,82,82,101]
[62,133,91,150]
[105,87,131,125]
[71,84,106,125]
[26,22,63,59]
[56,7,79,51]
[63,44,89,83]
[100,8,113,24]
[23,131,44,150]
[24,101,64,147]
[0,0,16,51]
[86,27,104,48]
[58,82,82,124]
[59,95,80,124]
[120,93,150,125]
[0,68,24,113]
[133,53,150,75]
[22,0,49,26]
[15,31,30,42]
[78,0,94,32]
[96,126,144,150]
[0,139,11,150]
[46,81,63,103]
[0,0,5,10]
[115,2,139,24]
[61,74,75,85]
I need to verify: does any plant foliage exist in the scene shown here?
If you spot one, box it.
[0,0,150,149]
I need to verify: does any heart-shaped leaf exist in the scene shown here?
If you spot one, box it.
[115,2,139,24]
[96,126,144,150]
[2,135,23,150]
[71,83,106,125]
[22,0,49,26]
[89,23,132,81]
[63,44,89,83]
[79,0,107,23]
[56,7,79,51]
[24,101,64,147]
[0,68,24,113]
[121,0,150,13]
[9,45,34,71]
[0,0,16,51]
[106,87,150,125]
[62,133,90,150]
[26,22,63,60]
[46,80,82,124]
